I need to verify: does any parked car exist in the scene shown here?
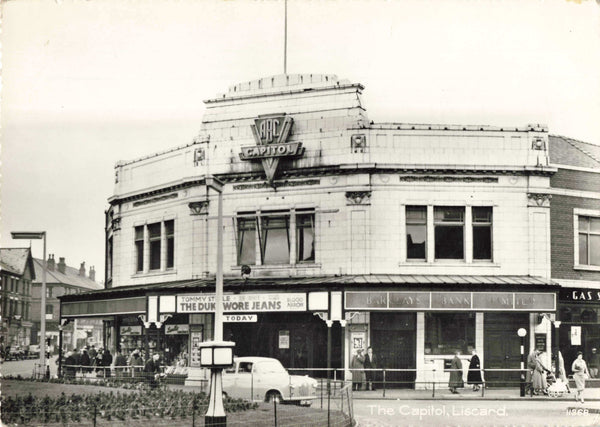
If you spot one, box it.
[7,346,26,361]
[221,357,318,405]
[28,344,40,357]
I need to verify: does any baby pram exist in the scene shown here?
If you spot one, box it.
[547,352,571,398]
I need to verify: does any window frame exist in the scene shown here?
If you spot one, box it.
[296,210,316,263]
[434,206,465,260]
[235,209,317,267]
[472,206,493,261]
[574,209,600,270]
[134,225,145,273]
[406,206,427,261]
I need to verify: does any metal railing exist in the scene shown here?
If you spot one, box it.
[288,367,541,398]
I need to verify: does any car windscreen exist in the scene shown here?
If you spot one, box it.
[255,360,286,374]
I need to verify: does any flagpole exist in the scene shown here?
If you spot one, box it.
[284,0,287,75]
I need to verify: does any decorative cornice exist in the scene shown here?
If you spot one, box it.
[346,191,371,206]
[132,192,178,207]
[399,176,498,184]
[109,178,206,206]
[233,179,320,191]
[188,200,210,215]
[527,193,552,207]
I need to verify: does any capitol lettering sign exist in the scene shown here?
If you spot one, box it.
[239,115,304,184]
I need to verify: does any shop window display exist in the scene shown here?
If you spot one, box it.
[425,312,475,355]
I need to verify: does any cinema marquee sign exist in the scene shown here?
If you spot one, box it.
[239,115,304,183]
[177,293,307,313]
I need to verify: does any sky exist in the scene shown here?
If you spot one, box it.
[2,0,600,284]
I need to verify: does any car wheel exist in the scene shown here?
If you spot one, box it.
[265,391,282,403]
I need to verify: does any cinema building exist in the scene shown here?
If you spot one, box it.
[61,74,561,387]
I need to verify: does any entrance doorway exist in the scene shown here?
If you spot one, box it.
[370,313,416,388]
[484,312,529,387]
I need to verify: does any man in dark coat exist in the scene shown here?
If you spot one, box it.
[64,351,77,379]
[448,350,463,394]
[364,346,378,391]
[144,354,161,388]
[101,348,113,378]
[89,345,97,367]
[72,348,81,375]
[467,349,483,391]
[114,350,128,378]
[80,348,91,374]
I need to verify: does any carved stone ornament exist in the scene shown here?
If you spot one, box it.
[194,147,206,166]
[351,134,367,153]
[531,137,546,151]
[345,191,371,206]
[111,217,121,231]
[527,193,552,207]
[188,200,209,215]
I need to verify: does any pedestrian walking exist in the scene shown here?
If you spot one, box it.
[530,349,549,395]
[64,351,77,379]
[571,351,589,404]
[89,345,97,369]
[102,348,113,378]
[114,349,127,378]
[467,348,483,391]
[144,353,161,388]
[364,346,378,391]
[350,348,366,391]
[589,348,599,379]
[129,349,144,379]
[448,349,464,394]
[80,348,91,374]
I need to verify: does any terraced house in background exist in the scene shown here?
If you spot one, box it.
[60,73,597,388]
[1,248,35,351]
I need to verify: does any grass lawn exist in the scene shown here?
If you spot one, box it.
[1,380,352,427]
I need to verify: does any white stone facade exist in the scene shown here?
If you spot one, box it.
[108,74,553,288]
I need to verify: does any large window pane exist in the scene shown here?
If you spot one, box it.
[579,233,588,264]
[135,226,144,272]
[406,206,426,259]
[166,220,175,269]
[425,312,475,355]
[591,218,600,233]
[296,213,315,262]
[473,207,492,260]
[237,217,257,265]
[591,235,600,266]
[148,223,161,270]
[435,226,464,259]
[261,215,290,264]
[434,207,464,260]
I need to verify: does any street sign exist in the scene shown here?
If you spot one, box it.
[223,314,257,323]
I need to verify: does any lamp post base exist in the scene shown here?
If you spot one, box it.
[205,415,227,426]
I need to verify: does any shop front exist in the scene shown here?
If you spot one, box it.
[558,287,600,372]
[344,287,557,389]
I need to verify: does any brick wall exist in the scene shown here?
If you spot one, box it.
[550,194,600,281]
[551,169,599,193]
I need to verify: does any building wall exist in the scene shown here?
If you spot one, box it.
[109,75,554,288]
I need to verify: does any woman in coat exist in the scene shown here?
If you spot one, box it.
[467,349,483,391]
[531,350,549,395]
[571,351,589,403]
[350,348,366,391]
[448,350,464,394]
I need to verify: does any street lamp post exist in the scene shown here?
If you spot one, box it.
[517,327,527,397]
[204,177,231,427]
[11,231,47,379]
[553,321,561,379]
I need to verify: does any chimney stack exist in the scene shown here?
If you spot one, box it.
[89,266,96,282]
[79,262,86,277]
[47,254,55,271]
[57,257,66,274]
